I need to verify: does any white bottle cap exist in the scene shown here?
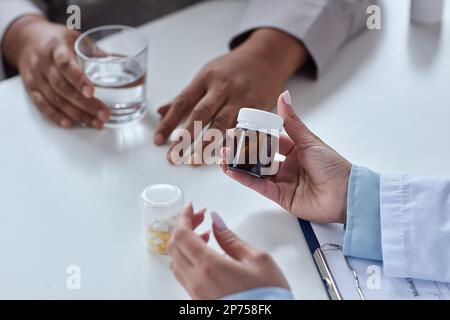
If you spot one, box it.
[139,184,184,218]
[236,108,283,137]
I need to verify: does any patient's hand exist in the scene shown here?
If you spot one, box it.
[154,28,308,164]
[168,203,289,299]
[3,16,109,128]
[221,91,351,224]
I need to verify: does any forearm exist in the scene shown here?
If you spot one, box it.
[232,0,377,77]
[2,15,47,68]
[234,28,309,81]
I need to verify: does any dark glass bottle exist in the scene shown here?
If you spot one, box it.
[227,108,283,177]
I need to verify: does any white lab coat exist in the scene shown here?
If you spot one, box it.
[380,175,450,283]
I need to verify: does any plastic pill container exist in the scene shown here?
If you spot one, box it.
[139,184,184,255]
[227,108,283,177]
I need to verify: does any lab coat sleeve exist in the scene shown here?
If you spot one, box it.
[343,164,450,283]
[343,165,383,261]
[230,0,377,77]
[222,287,294,300]
[0,0,43,80]
[380,175,450,283]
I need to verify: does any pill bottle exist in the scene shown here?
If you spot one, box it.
[139,184,184,255]
[227,108,283,177]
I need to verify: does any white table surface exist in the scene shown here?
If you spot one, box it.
[0,0,449,299]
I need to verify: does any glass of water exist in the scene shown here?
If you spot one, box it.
[75,25,148,126]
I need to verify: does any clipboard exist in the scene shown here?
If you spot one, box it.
[297,219,450,300]
[298,219,363,300]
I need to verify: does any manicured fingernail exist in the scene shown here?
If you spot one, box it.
[154,133,165,145]
[211,211,227,231]
[281,90,292,105]
[60,119,71,128]
[91,119,103,129]
[82,86,92,98]
[97,110,109,122]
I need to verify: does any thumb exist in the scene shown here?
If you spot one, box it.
[211,212,257,261]
[278,90,320,150]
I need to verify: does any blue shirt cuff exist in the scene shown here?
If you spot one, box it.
[343,165,382,261]
[221,287,294,300]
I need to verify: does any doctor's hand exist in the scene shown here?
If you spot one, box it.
[221,91,351,224]
[154,28,308,164]
[2,16,110,128]
[168,204,289,300]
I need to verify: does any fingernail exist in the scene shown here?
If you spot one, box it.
[82,86,92,98]
[97,110,109,122]
[281,90,292,106]
[60,119,71,128]
[211,211,227,231]
[154,133,165,145]
[91,119,103,129]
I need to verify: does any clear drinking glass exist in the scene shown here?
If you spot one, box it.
[75,25,148,126]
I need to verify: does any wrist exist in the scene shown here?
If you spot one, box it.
[2,15,47,68]
[236,28,309,78]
